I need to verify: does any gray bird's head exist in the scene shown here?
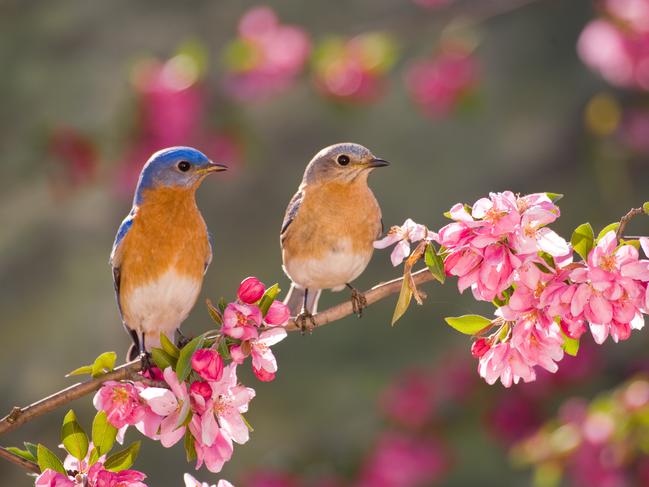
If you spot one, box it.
[303,143,389,184]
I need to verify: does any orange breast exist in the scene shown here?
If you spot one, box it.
[283,178,382,261]
[118,187,210,300]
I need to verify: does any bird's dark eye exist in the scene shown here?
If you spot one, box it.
[337,155,350,166]
[177,161,191,172]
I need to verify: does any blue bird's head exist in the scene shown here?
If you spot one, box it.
[134,147,227,204]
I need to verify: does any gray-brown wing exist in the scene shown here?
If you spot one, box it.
[280,189,303,243]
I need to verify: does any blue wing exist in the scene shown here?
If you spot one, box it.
[280,189,303,243]
[110,208,136,319]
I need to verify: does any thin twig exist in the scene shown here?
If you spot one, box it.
[0,361,142,437]
[285,267,435,331]
[0,446,39,474]
[616,207,644,241]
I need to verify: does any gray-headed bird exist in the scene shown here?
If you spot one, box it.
[110,147,227,360]
[281,143,389,328]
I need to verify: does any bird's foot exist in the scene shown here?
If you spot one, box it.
[175,330,191,349]
[349,287,367,318]
[295,312,317,335]
[139,351,154,374]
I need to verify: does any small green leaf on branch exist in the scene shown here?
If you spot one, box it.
[61,410,89,461]
[391,279,413,326]
[160,333,180,359]
[6,446,36,462]
[176,336,205,382]
[206,299,223,325]
[91,352,117,377]
[643,201,649,215]
[151,348,176,371]
[571,223,594,260]
[597,222,620,242]
[258,283,281,316]
[562,335,580,357]
[444,315,492,335]
[425,243,446,284]
[37,444,66,474]
[545,192,564,203]
[103,441,141,472]
[92,411,117,456]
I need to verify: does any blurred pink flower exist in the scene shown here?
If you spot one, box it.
[223,6,311,100]
[379,368,436,428]
[313,33,397,104]
[184,474,233,487]
[486,392,542,445]
[620,108,649,153]
[48,127,98,196]
[406,44,479,118]
[357,431,449,487]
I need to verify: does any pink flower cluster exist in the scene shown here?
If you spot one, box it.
[312,32,397,104]
[578,0,649,90]
[36,448,147,487]
[377,192,649,388]
[406,44,479,118]
[223,6,311,100]
[94,277,291,473]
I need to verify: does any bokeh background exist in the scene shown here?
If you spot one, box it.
[2,0,649,485]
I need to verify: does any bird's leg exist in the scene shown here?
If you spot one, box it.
[295,288,317,334]
[138,333,153,373]
[346,283,367,318]
[175,328,191,349]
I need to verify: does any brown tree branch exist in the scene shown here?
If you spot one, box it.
[616,207,644,241]
[0,446,40,474]
[0,267,435,456]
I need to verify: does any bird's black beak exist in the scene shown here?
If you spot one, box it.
[201,162,228,174]
[367,157,390,168]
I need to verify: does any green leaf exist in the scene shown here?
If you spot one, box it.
[160,333,180,359]
[643,201,649,215]
[597,222,620,242]
[391,279,412,326]
[24,442,38,461]
[92,411,117,456]
[258,283,281,316]
[103,441,141,472]
[91,352,117,377]
[184,430,196,462]
[61,410,89,461]
[241,414,254,433]
[217,297,227,314]
[444,315,492,335]
[37,444,66,474]
[571,223,594,260]
[218,339,231,360]
[66,365,93,377]
[206,299,223,325]
[151,347,176,371]
[545,192,564,203]
[6,446,36,462]
[562,335,580,356]
[88,447,100,466]
[176,336,205,382]
[424,243,446,284]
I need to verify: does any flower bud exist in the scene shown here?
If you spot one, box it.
[191,349,224,382]
[471,338,490,358]
[237,277,266,304]
[264,300,290,326]
[189,380,213,402]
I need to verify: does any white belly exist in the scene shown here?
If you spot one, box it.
[284,239,371,291]
[123,268,202,347]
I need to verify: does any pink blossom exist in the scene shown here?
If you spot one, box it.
[189,416,234,473]
[192,349,224,382]
[139,367,191,447]
[237,277,265,304]
[201,364,255,446]
[406,44,479,118]
[569,231,649,344]
[93,382,145,430]
[264,300,290,326]
[89,467,148,487]
[222,303,261,340]
[184,474,234,487]
[379,369,436,428]
[478,341,536,387]
[471,338,491,358]
[230,328,287,381]
[374,218,435,266]
[35,470,75,487]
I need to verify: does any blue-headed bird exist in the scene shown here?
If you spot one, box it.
[281,143,389,328]
[110,147,227,360]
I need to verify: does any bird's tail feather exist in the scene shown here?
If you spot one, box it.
[284,284,321,316]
